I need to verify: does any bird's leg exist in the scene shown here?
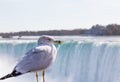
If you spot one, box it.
[36,72,39,82]
[42,70,45,82]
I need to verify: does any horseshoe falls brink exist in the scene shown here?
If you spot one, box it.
[0,37,120,82]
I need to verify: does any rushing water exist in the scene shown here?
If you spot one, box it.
[0,36,120,82]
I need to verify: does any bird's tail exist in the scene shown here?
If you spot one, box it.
[0,70,22,80]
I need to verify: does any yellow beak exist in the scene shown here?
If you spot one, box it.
[54,40,62,44]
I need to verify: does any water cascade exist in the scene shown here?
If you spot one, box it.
[0,40,120,82]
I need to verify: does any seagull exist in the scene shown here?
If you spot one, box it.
[0,35,61,82]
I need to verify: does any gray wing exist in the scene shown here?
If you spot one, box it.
[15,45,53,73]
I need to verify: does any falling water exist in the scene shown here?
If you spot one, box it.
[0,38,120,82]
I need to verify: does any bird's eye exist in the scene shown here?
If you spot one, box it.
[48,38,51,41]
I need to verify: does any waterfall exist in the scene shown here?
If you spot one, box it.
[0,40,120,82]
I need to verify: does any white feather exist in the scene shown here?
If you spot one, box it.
[15,36,57,73]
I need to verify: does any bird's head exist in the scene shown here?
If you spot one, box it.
[38,35,61,45]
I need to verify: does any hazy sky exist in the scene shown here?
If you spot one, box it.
[0,0,120,32]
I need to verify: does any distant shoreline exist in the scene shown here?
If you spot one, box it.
[0,24,120,38]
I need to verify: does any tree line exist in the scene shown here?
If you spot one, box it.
[0,24,120,38]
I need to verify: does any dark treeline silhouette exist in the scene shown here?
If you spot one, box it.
[0,29,85,38]
[85,24,120,35]
[0,24,120,38]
